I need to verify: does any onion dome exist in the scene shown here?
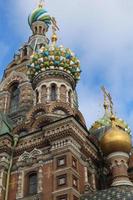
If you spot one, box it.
[27,43,81,82]
[100,115,132,156]
[28,5,51,28]
[81,185,133,200]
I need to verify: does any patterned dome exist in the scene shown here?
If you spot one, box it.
[28,6,51,28]
[27,44,81,81]
[89,114,131,137]
[81,186,133,200]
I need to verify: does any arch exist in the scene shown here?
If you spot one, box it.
[32,115,52,129]
[49,102,74,115]
[13,124,28,136]
[0,71,29,92]
[27,104,47,121]
[50,83,57,101]
[9,83,20,112]
[60,84,67,102]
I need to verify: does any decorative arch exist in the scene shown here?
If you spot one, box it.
[49,102,74,115]
[13,123,29,136]
[31,115,53,129]
[27,104,47,121]
[0,71,29,92]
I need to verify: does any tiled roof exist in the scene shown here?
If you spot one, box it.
[81,186,133,200]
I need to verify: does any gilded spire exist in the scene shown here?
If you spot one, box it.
[51,17,59,45]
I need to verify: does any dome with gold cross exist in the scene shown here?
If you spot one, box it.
[27,12,81,82]
[89,87,131,142]
[28,1,51,28]
[100,114,132,155]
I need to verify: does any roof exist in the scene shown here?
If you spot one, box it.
[0,112,13,135]
[81,186,133,200]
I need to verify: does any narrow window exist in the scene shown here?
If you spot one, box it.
[28,173,37,195]
[10,83,20,112]
[51,84,57,101]
[36,90,39,104]
[68,90,72,104]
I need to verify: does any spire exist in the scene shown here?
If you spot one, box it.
[101,86,110,116]
[51,17,59,45]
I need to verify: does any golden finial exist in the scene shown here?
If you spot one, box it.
[51,17,59,45]
[38,0,45,8]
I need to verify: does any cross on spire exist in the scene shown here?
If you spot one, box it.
[101,86,114,116]
[38,0,45,8]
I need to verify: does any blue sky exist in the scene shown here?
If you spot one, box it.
[1,0,133,133]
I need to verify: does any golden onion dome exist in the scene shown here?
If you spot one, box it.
[100,116,132,155]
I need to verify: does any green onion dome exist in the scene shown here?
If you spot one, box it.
[27,44,81,82]
[28,6,51,28]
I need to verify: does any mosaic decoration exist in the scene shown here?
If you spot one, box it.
[27,45,81,81]
[28,7,51,28]
[90,115,131,135]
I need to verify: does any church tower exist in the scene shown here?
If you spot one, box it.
[0,2,99,200]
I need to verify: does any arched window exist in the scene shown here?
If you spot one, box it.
[68,90,72,105]
[10,83,20,112]
[36,90,39,104]
[51,84,57,101]
[28,173,37,195]
[23,47,27,56]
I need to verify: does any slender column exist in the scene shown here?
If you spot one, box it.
[57,87,60,100]
[66,90,69,103]
[38,166,43,193]
[38,88,41,103]
[91,171,96,191]
[16,170,24,199]
[47,87,50,101]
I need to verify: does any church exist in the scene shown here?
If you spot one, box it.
[0,1,133,200]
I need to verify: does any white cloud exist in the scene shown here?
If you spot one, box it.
[7,0,133,132]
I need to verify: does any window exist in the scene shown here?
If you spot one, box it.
[10,83,20,112]
[57,156,66,168]
[56,194,67,200]
[28,173,37,195]
[68,90,72,104]
[72,157,77,169]
[73,176,78,189]
[36,90,39,104]
[57,174,67,187]
[51,84,57,101]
